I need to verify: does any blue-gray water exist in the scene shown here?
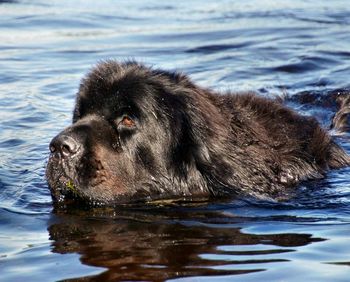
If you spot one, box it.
[1,0,350,281]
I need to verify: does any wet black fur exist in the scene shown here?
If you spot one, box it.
[46,61,350,205]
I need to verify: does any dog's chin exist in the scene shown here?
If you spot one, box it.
[47,158,110,206]
[48,177,81,205]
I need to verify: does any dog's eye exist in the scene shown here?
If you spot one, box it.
[120,116,135,128]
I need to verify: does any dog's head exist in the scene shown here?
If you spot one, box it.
[46,61,216,206]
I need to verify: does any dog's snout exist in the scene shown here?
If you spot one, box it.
[49,134,80,158]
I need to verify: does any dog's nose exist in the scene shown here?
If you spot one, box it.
[49,134,80,158]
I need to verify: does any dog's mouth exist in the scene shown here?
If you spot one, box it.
[46,155,112,207]
[46,156,86,204]
[48,174,80,203]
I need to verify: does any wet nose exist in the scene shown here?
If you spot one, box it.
[49,134,80,158]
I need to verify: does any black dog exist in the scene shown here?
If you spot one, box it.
[46,61,350,205]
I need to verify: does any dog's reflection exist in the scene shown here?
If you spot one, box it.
[48,207,324,281]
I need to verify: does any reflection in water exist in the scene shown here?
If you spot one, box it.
[48,207,324,281]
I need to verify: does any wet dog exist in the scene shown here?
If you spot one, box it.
[46,61,350,205]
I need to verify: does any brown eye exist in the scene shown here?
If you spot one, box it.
[121,116,135,127]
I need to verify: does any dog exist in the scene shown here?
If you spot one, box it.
[46,61,350,206]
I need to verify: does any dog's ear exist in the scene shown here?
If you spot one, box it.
[170,87,215,169]
[153,69,221,173]
[184,106,211,165]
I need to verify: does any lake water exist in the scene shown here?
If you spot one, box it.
[1,0,350,281]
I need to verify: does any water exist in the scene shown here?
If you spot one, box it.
[1,0,350,281]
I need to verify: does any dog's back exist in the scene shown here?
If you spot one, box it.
[207,92,350,199]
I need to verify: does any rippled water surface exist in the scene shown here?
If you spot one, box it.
[1,0,350,281]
